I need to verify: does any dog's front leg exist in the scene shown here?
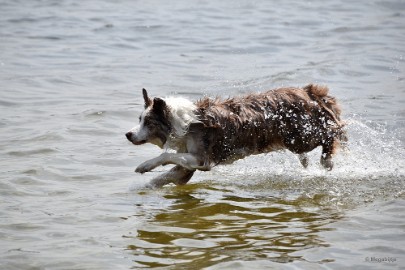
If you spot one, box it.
[135,155,165,174]
[136,152,209,173]
[147,166,195,188]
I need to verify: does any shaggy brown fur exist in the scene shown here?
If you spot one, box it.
[194,84,346,168]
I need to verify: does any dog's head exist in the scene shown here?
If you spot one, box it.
[126,89,172,148]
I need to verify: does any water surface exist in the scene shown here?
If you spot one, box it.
[1,0,404,269]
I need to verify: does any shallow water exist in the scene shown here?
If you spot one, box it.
[1,0,405,269]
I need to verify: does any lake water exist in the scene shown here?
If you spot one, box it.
[1,0,404,269]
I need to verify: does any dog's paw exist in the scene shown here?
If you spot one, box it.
[135,164,149,174]
[135,160,156,174]
[144,182,161,189]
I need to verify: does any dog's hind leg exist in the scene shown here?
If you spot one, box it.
[320,141,336,171]
[298,153,309,168]
[147,166,195,188]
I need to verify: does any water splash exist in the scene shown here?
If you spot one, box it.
[206,118,405,206]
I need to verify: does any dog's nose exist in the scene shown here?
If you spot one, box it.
[125,132,132,141]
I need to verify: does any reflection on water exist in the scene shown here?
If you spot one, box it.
[126,184,342,268]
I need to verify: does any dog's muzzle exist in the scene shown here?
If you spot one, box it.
[126,132,147,145]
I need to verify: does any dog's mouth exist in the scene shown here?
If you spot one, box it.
[131,140,147,145]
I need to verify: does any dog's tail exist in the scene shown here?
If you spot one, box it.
[304,84,348,147]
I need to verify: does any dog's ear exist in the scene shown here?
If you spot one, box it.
[142,88,152,108]
[152,97,166,113]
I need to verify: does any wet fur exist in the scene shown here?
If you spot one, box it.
[126,85,347,188]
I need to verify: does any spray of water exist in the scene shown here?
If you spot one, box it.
[207,118,405,206]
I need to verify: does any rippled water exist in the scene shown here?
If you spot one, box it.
[1,0,404,269]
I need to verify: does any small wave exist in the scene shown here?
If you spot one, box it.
[8,148,57,157]
[27,35,62,41]
[0,99,19,107]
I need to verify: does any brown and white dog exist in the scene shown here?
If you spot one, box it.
[126,84,347,188]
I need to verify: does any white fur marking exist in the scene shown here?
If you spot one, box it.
[129,109,150,142]
[164,97,199,137]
